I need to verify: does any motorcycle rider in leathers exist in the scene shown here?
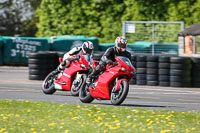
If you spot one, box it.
[86,36,132,85]
[53,41,94,75]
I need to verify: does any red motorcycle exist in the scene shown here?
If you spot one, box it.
[42,55,91,96]
[79,56,136,105]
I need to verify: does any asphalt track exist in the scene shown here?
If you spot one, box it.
[0,66,200,112]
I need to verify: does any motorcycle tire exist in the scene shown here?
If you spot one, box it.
[79,80,94,103]
[42,71,57,94]
[71,74,86,96]
[111,80,129,105]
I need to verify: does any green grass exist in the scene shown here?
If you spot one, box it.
[0,100,199,133]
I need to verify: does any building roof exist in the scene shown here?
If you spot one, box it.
[178,24,200,36]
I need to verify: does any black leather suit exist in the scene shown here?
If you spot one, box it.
[88,46,132,79]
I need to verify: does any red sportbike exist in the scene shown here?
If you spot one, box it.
[42,55,91,96]
[79,56,136,105]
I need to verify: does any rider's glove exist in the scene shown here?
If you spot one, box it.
[106,59,113,65]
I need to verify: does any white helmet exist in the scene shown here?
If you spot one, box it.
[115,36,128,52]
[82,41,94,54]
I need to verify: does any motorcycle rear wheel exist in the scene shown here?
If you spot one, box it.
[111,80,129,105]
[42,71,57,94]
[79,80,94,103]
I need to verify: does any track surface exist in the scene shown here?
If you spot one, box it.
[0,66,200,111]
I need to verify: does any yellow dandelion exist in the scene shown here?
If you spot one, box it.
[31,128,35,131]
[113,120,120,123]
[27,109,31,113]
[133,124,136,128]
[61,122,65,125]
[3,117,8,120]
[59,104,64,107]
[146,119,151,122]
[32,132,36,133]
[0,128,5,133]
[15,114,20,117]
[72,117,77,120]
[142,128,146,132]
[94,119,99,123]
[88,113,91,117]
[148,127,152,129]
[171,125,175,128]
[69,112,72,115]
[135,111,139,113]
[141,116,144,118]
[25,100,29,103]
[77,105,80,108]
[65,130,69,133]
[41,129,46,131]
[93,105,97,107]
[191,128,195,131]
[97,111,101,113]
[40,119,45,122]
[48,123,57,126]
[101,113,106,115]
[185,128,189,132]
[104,130,107,133]
[36,104,40,106]
[98,116,103,120]
[152,112,156,114]
[112,115,116,118]
[181,112,185,114]
[0,114,4,116]
[81,125,84,127]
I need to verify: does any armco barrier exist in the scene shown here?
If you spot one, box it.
[49,36,100,52]
[2,36,49,65]
[0,38,3,65]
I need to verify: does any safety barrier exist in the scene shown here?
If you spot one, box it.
[28,51,200,88]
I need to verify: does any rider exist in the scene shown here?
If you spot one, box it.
[86,36,132,85]
[53,41,94,74]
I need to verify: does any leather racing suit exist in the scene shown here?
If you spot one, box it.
[57,46,92,71]
[87,46,132,84]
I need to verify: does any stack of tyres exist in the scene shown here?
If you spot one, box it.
[136,55,147,85]
[169,57,192,87]
[191,57,200,87]
[129,54,137,84]
[28,51,59,80]
[146,55,159,86]
[158,56,171,87]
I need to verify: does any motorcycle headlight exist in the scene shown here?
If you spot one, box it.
[121,66,128,72]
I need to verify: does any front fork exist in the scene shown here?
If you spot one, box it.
[115,78,128,92]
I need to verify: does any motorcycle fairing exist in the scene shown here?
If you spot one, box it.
[116,79,128,91]
[55,63,84,90]
[89,66,124,99]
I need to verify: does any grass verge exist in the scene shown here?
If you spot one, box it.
[0,100,199,133]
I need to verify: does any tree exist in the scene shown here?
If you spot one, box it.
[0,0,41,36]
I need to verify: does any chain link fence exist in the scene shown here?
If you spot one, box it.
[122,21,184,55]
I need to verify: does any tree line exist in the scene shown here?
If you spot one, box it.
[1,0,200,43]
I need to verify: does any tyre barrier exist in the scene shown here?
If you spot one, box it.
[28,51,59,80]
[28,52,200,88]
[191,57,200,88]
[28,51,104,80]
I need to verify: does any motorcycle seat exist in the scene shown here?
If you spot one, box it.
[92,60,99,68]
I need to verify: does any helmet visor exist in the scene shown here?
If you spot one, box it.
[84,48,92,54]
[118,42,127,48]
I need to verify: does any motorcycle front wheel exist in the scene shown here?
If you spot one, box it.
[110,80,129,105]
[79,78,94,103]
[71,74,85,96]
[42,71,57,94]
